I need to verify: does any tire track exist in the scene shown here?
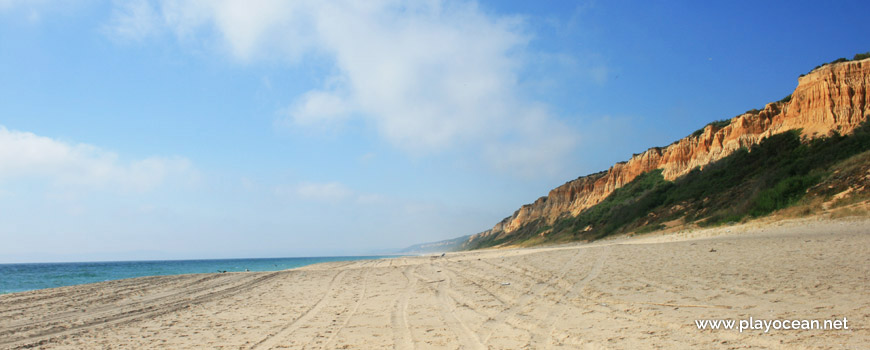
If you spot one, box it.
[2,272,283,349]
[249,270,346,350]
[2,273,260,337]
[321,267,370,349]
[534,246,609,349]
[416,263,486,350]
[441,267,509,306]
[438,267,536,346]
[463,248,585,345]
[441,266,538,339]
[560,285,786,350]
[537,247,782,350]
[482,251,580,292]
[2,272,260,337]
[0,274,223,319]
[390,266,416,350]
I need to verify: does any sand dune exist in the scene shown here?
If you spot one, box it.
[1,218,868,349]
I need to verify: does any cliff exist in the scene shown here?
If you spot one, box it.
[398,235,471,254]
[468,58,870,246]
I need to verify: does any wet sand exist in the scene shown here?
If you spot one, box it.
[1,218,868,349]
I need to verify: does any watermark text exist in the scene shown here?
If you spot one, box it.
[695,317,849,333]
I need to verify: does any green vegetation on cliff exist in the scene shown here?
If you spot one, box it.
[691,119,731,137]
[801,51,870,76]
[466,120,870,249]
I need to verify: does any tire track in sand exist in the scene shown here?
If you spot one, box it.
[461,248,584,345]
[390,265,416,350]
[533,246,609,349]
[249,270,347,350]
[414,263,486,350]
[3,272,283,350]
[1,273,232,333]
[441,266,538,341]
[320,266,371,349]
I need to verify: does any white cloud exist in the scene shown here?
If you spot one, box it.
[293,181,354,201]
[0,0,87,23]
[285,90,353,125]
[0,126,196,192]
[274,181,390,204]
[0,0,42,10]
[358,152,376,164]
[106,0,161,41]
[108,0,580,177]
[355,193,386,205]
[483,105,577,177]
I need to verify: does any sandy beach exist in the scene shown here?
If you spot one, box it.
[1,217,868,349]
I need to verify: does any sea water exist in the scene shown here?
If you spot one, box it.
[0,255,394,294]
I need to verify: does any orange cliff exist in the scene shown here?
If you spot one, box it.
[470,58,870,244]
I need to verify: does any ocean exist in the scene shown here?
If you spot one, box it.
[0,255,395,294]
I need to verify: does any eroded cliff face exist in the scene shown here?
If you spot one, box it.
[471,59,870,244]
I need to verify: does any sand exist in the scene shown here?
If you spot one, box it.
[1,217,868,349]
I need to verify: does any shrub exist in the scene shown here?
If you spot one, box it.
[803,52,870,76]
[527,119,870,245]
[749,173,822,216]
[691,119,731,137]
[635,223,666,234]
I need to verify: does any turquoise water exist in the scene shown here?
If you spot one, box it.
[0,256,394,294]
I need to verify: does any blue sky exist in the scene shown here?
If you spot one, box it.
[1,0,867,263]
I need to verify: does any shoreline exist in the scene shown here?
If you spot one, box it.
[0,255,401,295]
[1,217,868,349]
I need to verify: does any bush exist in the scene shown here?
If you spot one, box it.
[749,173,821,216]
[691,119,731,137]
[549,169,671,240]
[699,213,745,227]
[635,223,666,234]
[524,119,870,245]
[803,52,870,76]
